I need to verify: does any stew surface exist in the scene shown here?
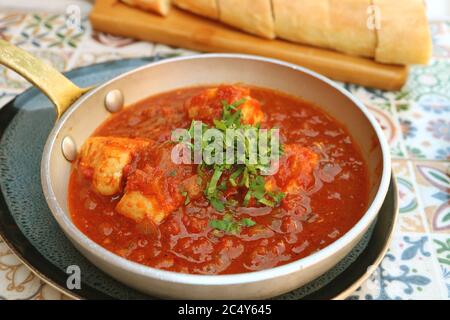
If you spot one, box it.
[68,85,369,275]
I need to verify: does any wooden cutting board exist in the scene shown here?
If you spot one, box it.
[90,0,408,90]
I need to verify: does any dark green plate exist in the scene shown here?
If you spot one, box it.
[0,57,398,300]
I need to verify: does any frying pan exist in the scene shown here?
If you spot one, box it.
[0,39,391,299]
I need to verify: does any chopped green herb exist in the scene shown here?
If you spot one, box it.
[180,191,190,205]
[168,169,177,177]
[241,168,250,188]
[209,214,256,235]
[210,197,225,212]
[206,168,223,196]
[250,176,266,200]
[226,198,239,207]
[229,166,244,186]
[218,181,227,191]
[184,95,285,212]
[257,197,275,207]
[243,189,252,206]
[270,191,286,206]
[240,218,256,227]
[229,98,246,109]
[211,229,224,237]
[213,119,227,131]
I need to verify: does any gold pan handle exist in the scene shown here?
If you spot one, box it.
[0,39,92,119]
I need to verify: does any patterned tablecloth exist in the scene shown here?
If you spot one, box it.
[0,7,449,300]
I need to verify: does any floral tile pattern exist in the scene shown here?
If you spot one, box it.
[0,237,68,300]
[73,50,149,68]
[13,13,87,49]
[0,7,448,300]
[345,84,409,158]
[81,25,154,54]
[397,60,450,160]
[414,161,450,233]
[349,235,445,300]
[0,12,26,42]
[393,161,427,233]
[31,284,69,300]
[70,26,156,68]
[431,234,450,298]
[0,238,43,300]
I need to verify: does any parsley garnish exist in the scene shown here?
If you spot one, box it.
[205,99,284,210]
[180,191,190,205]
[168,169,177,177]
[210,196,225,212]
[183,96,285,212]
[209,214,256,235]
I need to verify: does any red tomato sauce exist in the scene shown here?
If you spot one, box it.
[68,85,369,275]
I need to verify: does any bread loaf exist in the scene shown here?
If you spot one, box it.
[123,0,432,65]
[175,0,431,65]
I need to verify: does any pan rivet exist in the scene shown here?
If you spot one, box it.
[105,89,124,113]
[61,136,77,162]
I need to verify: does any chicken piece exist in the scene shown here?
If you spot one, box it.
[116,174,204,224]
[116,191,166,223]
[78,137,150,196]
[186,85,265,125]
[116,145,200,224]
[266,144,319,195]
[116,166,180,224]
[239,97,265,125]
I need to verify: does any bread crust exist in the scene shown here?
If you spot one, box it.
[273,0,331,49]
[328,0,376,58]
[218,0,275,39]
[123,0,431,65]
[374,0,432,65]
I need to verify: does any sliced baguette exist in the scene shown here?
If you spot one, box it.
[328,0,376,58]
